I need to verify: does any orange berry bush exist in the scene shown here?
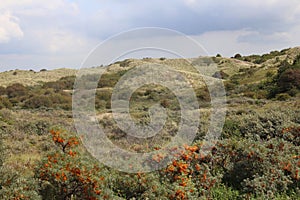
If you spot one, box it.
[35,130,111,200]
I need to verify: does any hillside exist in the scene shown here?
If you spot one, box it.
[0,68,76,87]
[1,47,300,88]
[0,47,299,199]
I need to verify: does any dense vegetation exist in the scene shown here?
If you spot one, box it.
[0,48,299,199]
[225,53,300,100]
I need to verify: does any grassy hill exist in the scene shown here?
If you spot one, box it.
[0,47,299,199]
[0,68,76,87]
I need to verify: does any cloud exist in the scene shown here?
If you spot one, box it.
[0,0,85,53]
[179,0,300,33]
[192,26,300,57]
[0,11,23,43]
[0,0,300,71]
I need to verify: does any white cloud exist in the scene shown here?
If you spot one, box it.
[0,11,23,43]
[192,28,300,57]
[182,0,300,24]
[0,0,79,21]
[1,0,300,71]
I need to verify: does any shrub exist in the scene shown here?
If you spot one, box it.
[98,70,128,88]
[210,185,240,200]
[222,119,241,138]
[6,83,28,98]
[35,130,111,199]
[215,138,300,198]
[43,76,75,91]
[146,143,223,199]
[268,56,300,98]
[24,95,53,109]
[0,97,12,109]
[0,131,40,199]
[24,91,72,110]
[234,53,242,59]
[278,69,300,92]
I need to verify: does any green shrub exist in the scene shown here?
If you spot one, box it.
[24,95,53,109]
[43,76,75,91]
[0,131,40,199]
[6,83,28,98]
[278,69,300,92]
[24,92,72,110]
[222,119,241,138]
[268,55,300,98]
[98,70,128,88]
[210,185,240,200]
[215,138,299,198]
[234,53,242,59]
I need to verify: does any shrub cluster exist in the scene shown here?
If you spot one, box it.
[0,78,73,110]
[31,126,299,199]
[268,55,300,98]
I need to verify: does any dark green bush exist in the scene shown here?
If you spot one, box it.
[278,69,300,92]
[267,55,300,98]
[6,83,28,98]
[98,70,128,88]
[43,76,75,91]
[234,53,242,59]
[24,91,72,110]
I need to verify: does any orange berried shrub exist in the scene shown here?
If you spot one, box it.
[33,128,299,199]
[35,130,111,200]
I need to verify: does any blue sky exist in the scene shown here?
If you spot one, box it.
[1,0,300,71]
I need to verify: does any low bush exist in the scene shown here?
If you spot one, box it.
[0,131,41,199]
[24,91,72,110]
[6,83,28,99]
[215,138,299,198]
[35,130,112,199]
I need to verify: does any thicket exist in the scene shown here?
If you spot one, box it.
[0,77,74,110]
[238,49,289,64]
[31,127,300,199]
[225,54,300,100]
[0,103,299,199]
[268,55,300,98]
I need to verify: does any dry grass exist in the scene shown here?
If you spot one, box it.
[0,68,76,87]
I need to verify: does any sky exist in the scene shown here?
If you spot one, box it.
[1,0,300,71]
